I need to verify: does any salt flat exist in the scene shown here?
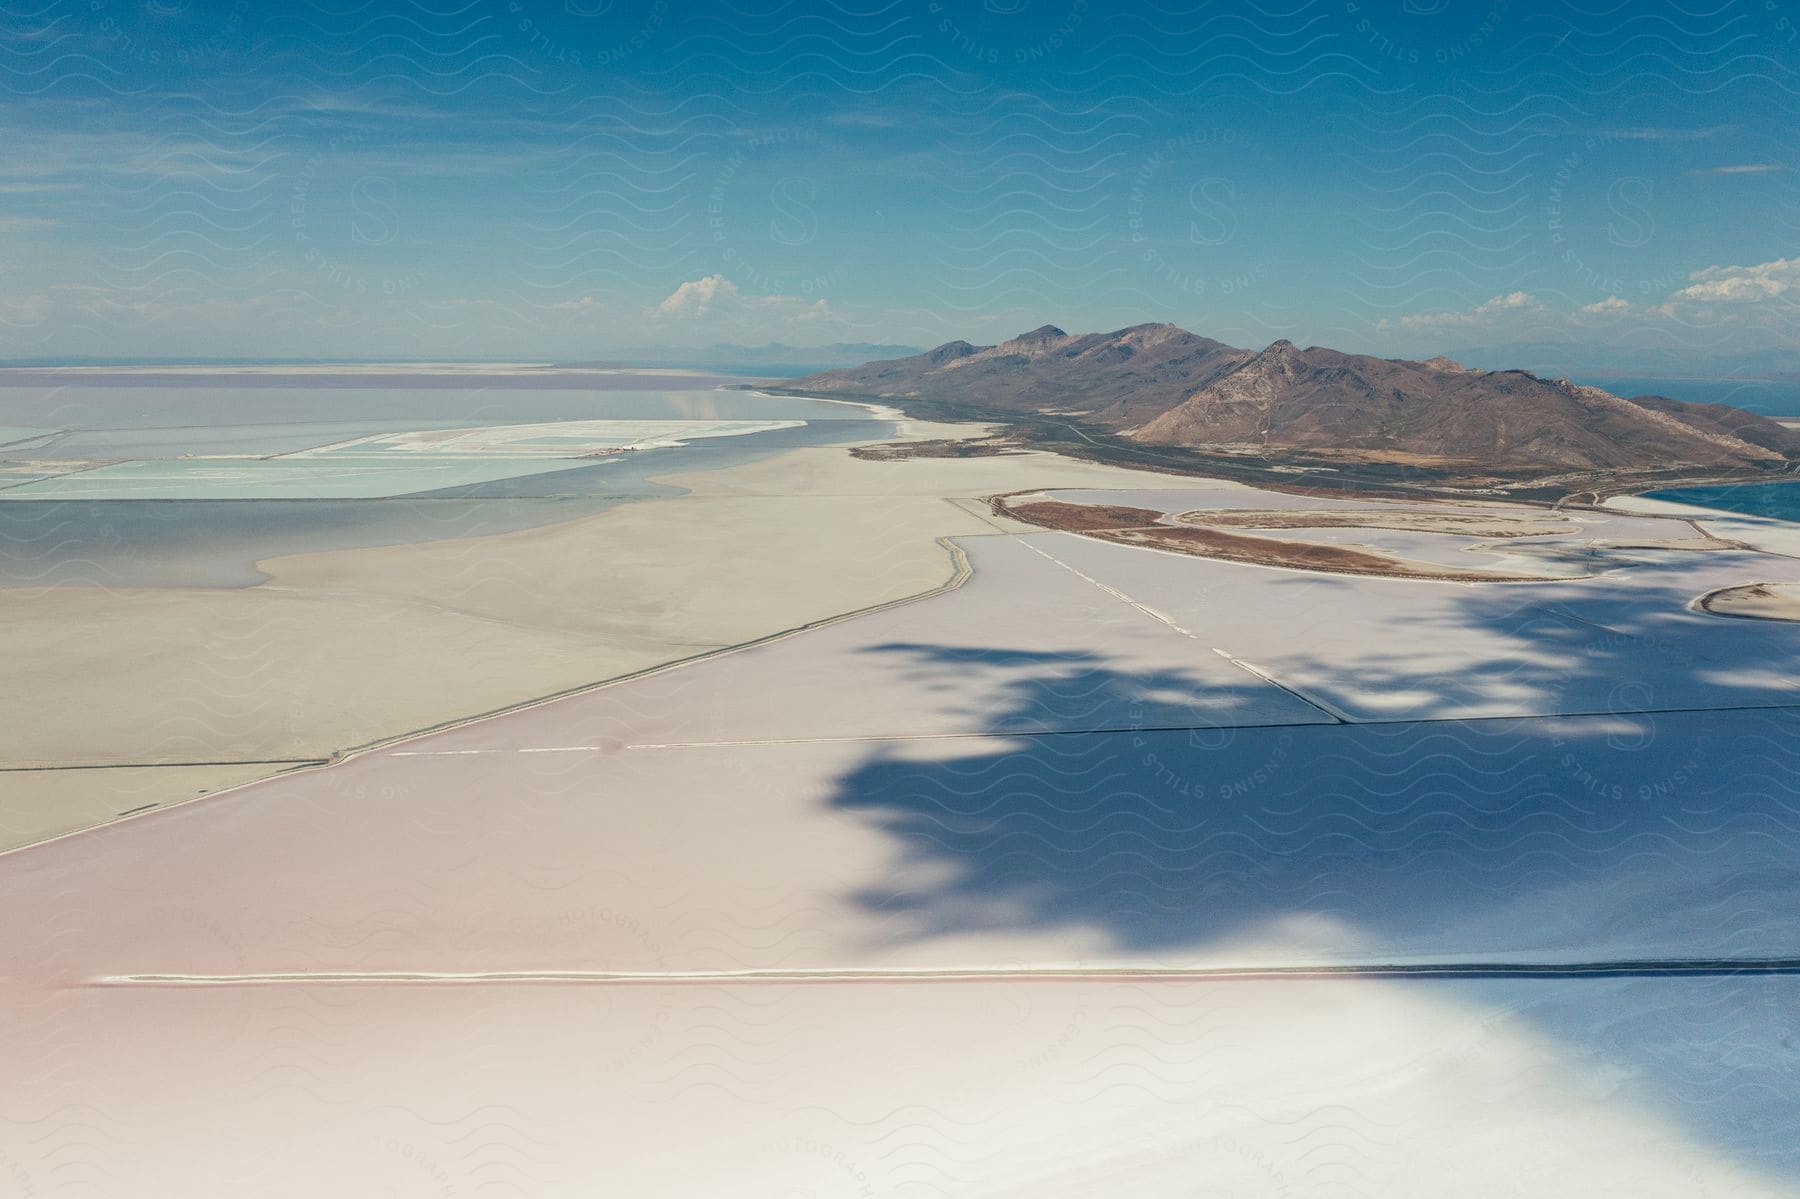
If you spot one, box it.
[6,472,1799,958]
[486,532,1330,748]
[0,426,54,447]
[0,425,1237,824]
[7,426,1800,1194]
[3,975,1794,1197]
[0,764,294,848]
[1032,528,1800,720]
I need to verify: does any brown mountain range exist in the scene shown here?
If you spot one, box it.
[788,323,1798,475]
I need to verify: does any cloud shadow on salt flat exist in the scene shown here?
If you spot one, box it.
[821,570,1800,1176]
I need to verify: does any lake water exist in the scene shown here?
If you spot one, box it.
[1572,375,1800,419]
[1645,480,1800,523]
[1567,375,1800,522]
[0,377,891,587]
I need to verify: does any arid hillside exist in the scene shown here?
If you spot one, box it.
[791,325,1799,474]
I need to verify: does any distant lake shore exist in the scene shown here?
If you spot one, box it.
[1571,374,1800,419]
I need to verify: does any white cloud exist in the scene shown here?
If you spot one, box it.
[1481,291,1542,313]
[655,274,738,317]
[653,275,833,323]
[1663,257,1800,305]
[825,111,902,130]
[1605,125,1728,142]
[552,295,597,312]
[1380,274,1792,335]
[1688,163,1785,176]
[1389,291,1545,330]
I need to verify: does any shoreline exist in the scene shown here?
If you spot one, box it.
[1632,476,1800,522]
[1603,493,1800,558]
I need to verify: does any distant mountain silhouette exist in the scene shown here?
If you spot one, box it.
[790,324,1798,473]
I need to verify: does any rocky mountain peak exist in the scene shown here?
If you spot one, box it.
[785,322,1800,475]
[924,340,978,365]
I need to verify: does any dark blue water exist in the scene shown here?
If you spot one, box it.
[1645,480,1800,523]
[1566,375,1800,522]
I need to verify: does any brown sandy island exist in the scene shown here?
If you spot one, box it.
[1696,582,1800,622]
[994,497,1543,582]
[1174,508,1578,538]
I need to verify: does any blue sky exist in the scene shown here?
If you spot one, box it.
[1,0,1797,367]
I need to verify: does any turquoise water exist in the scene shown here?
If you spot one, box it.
[1646,480,1800,523]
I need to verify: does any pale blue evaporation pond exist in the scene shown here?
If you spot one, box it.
[0,382,889,588]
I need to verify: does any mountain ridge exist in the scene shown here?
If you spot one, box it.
[788,324,1798,477]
